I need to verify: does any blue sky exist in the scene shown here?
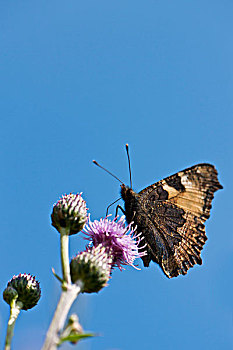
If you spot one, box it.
[0,1,232,349]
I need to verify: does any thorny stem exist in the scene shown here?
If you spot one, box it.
[42,281,83,350]
[4,299,23,350]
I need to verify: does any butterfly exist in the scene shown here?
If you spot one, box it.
[94,146,223,278]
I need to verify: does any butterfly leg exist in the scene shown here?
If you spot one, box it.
[115,205,125,217]
[106,197,121,216]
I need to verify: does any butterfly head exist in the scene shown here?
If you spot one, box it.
[120,184,134,201]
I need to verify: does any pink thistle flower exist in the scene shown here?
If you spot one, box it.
[83,216,146,270]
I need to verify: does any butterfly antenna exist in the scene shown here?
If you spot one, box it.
[93,160,123,184]
[125,144,132,188]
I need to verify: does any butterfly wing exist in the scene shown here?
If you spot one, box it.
[137,163,222,278]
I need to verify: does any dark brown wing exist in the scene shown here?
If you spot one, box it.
[139,163,222,219]
[138,163,222,278]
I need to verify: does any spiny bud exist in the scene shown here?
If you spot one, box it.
[70,245,112,293]
[3,286,18,305]
[3,273,41,310]
[51,193,87,235]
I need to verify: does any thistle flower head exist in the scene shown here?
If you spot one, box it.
[51,193,87,235]
[3,273,41,310]
[83,216,146,270]
[70,245,112,293]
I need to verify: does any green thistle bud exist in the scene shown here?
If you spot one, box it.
[3,286,18,305]
[70,245,112,293]
[3,273,41,310]
[51,193,87,235]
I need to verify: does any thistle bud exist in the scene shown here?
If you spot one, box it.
[3,286,18,305]
[51,193,87,235]
[3,273,41,310]
[70,245,112,293]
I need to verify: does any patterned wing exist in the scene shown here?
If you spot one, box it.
[138,163,222,277]
[139,163,222,220]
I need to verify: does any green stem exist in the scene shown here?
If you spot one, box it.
[41,282,83,350]
[42,224,82,349]
[4,300,23,350]
[60,228,71,284]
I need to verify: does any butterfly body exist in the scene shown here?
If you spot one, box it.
[121,163,222,278]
